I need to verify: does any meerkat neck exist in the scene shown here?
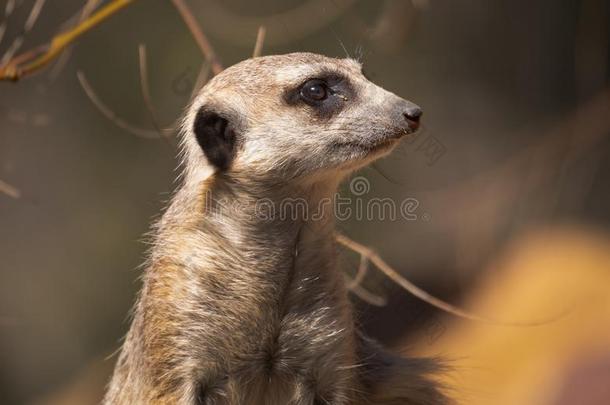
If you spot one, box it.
[196,172,340,245]
[155,172,345,298]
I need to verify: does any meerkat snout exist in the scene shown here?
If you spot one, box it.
[403,103,423,130]
[182,52,423,181]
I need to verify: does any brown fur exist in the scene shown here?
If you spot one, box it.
[104,53,449,404]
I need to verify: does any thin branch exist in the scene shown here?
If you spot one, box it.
[342,232,383,306]
[0,0,18,46]
[189,61,212,101]
[4,0,17,17]
[0,179,20,199]
[336,233,570,326]
[0,0,135,81]
[48,0,102,81]
[346,253,369,290]
[0,24,5,49]
[0,0,46,65]
[345,275,387,307]
[187,0,355,47]
[137,44,178,144]
[138,44,164,134]
[5,1,18,14]
[252,25,266,58]
[61,0,104,31]
[170,0,223,75]
[77,70,171,139]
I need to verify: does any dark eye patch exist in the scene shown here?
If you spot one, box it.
[282,70,356,120]
[300,79,329,103]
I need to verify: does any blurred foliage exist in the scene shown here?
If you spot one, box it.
[416,227,610,405]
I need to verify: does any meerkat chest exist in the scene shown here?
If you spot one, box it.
[198,294,356,404]
[197,256,356,403]
[167,220,357,402]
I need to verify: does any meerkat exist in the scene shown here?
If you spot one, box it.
[104,52,448,405]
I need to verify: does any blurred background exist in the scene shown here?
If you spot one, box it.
[0,0,609,403]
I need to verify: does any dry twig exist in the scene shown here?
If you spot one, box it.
[78,0,225,140]
[252,26,266,58]
[0,0,46,66]
[0,0,18,46]
[345,275,387,307]
[346,251,369,290]
[189,61,211,100]
[336,233,570,325]
[187,0,355,47]
[136,44,181,142]
[48,0,102,81]
[0,0,135,81]
[77,70,170,139]
[0,179,20,199]
[170,0,223,75]
[138,45,164,133]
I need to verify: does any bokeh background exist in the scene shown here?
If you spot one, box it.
[1,0,609,403]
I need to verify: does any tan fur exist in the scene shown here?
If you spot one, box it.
[104,53,449,404]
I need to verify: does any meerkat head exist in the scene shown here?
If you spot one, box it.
[181,52,421,185]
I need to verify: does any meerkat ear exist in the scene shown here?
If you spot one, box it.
[193,108,238,171]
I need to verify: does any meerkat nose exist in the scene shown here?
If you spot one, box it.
[404,106,422,121]
[403,106,422,130]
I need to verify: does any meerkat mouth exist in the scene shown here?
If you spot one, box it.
[333,131,409,154]
[332,139,394,153]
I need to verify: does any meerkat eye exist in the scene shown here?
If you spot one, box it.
[300,79,329,103]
